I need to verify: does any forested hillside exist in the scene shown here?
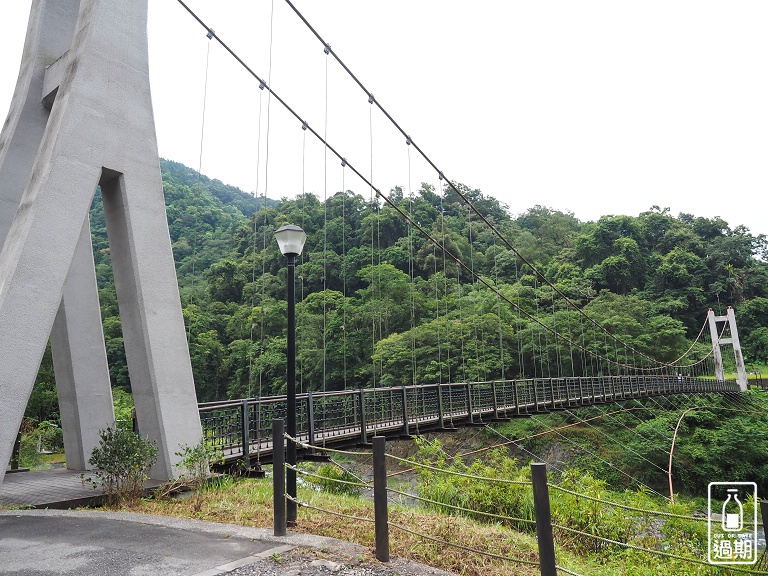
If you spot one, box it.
[28,159,768,413]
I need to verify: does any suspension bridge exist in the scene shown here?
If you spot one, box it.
[198,375,742,468]
[0,0,760,490]
[168,2,754,470]
[3,3,767,575]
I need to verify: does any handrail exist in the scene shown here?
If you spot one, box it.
[197,375,741,463]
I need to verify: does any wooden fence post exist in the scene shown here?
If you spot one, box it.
[373,436,390,562]
[531,462,557,576]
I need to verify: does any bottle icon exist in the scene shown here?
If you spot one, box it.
[722,488,743,532]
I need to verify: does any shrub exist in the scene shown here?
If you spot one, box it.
[18,432,44,469]
[84,427,157,505]
[15,418,63,469]
[309,462,364,497]
[414,437,533,531]
[172,439,223,511]
[36,420,63,452]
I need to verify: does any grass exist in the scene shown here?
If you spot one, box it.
[110,473,599,576]
[40,453,67,467]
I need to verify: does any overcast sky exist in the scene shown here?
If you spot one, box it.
[1,1,767,237]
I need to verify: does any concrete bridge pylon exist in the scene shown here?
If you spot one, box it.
[0,0,114,479]
[0,0,202,486]
[707,307,748,392]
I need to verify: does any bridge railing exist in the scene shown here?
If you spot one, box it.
[199,375,741,462]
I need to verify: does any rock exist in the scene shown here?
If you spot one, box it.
[310,558,342,572]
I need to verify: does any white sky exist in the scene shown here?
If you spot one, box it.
[1,1,767,237]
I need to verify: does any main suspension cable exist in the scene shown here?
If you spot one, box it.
[174,1,710,374]
[278,0,700,370]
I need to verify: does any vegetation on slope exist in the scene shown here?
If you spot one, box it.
[23,158,768,497]
[56,160,768,405]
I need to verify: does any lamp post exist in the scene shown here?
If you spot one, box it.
[274,224,306,526]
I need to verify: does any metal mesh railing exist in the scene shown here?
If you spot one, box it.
[199,376,741,462]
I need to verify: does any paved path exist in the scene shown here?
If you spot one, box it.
[0,510,337,576]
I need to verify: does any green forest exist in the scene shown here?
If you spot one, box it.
[28,158,768,417]
[21,157,768,499]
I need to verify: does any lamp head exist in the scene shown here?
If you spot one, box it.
[274,224,307,257]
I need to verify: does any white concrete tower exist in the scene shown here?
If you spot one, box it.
[707,307,748,392]
[0,0,114,475]
[0,0,202,485]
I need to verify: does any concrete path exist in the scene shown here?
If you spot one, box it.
[0,510,336,576]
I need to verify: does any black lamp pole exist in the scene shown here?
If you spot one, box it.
[274,224,305,528]
[285,251,298,525]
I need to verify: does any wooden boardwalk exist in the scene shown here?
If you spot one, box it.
[0,468,164,509]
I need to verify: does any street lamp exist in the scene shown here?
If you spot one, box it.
[274,224,306,526]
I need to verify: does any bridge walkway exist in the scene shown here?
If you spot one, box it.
[199,375,739,467]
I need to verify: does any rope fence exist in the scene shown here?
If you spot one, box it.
[286,493,376,526]
[385,452,532,485]
[552,523,768,575]
[273,424,768,576]
[555,566,584,576]
[387,521,541,567]
[386,485,537,527]
[287,463,371,490]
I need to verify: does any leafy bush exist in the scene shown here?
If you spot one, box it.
[414,436,712,573]
[415,437,534,531]
[84,427,157,504]
[36,420,63,452]
[18,432,43,469]
[14,418,63,469]
[172,439,224,511]
[112,388,135,424]
[309,462,364,497]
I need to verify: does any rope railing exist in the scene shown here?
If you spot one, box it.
[548,483,710,522]
[387,521,541,567]
[551,523,768,575]
[286,463,371,490]
[274,429,767,576]
[555,567,584,576]
[386,485,536,527]
[385,453,532,485]
[286,493,376,526]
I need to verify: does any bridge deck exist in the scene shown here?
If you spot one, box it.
[199,376,740,468]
